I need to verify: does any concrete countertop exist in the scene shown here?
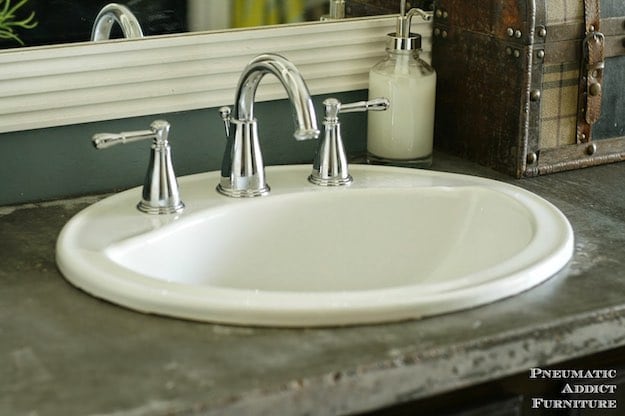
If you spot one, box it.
[2,154,625,416]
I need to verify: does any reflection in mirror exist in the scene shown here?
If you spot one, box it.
[0,0,37,46]
[0,0,334,49]
[90,3,144,41]
[345,0,433,17]
[0,0,185,49]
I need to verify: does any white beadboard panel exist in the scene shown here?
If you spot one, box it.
[0,16,432,133]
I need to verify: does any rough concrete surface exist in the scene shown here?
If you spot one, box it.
[1,154,625,415]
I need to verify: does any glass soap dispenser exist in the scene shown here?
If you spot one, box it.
[367,3,436,168]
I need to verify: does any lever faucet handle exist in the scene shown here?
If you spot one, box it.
[92,129,153,149]
[309,97,390,187]
[338,97,390,114]
[91,120,184,215]
[92,120,170,149]
[321,97,390,121]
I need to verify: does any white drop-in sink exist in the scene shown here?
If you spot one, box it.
[56,165,573,327]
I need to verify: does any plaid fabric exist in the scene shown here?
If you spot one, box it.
[540,63,580,148]
[541,0,584,148]
[545,0,584,25]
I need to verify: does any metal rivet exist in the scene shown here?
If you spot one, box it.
[442,11,448,19]
[537,50,545,59]
[435,9,442,18]
[589,82,602,97]
[527,152,537,164]
[513,49,520,58]
[538,27,547,38]
[507,28,514,37]
[506,47,513,55]
[515,30,522,38]
[586,143,597,155]
[434,28,441,36]
[530,90,541,101]
[442,30,448,39]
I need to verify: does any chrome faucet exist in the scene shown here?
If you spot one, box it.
[309,97,389,186]
[92,120,185,215]
[218,54,320,197]
[91,3,144,41]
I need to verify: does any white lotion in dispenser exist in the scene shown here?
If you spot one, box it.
[367,2,436,167]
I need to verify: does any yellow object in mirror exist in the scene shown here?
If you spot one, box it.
[231,0,306,28]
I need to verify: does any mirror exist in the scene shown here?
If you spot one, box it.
[0,0,330,49]
[0,0,433,50]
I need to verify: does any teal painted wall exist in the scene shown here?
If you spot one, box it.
[0,90,368,206]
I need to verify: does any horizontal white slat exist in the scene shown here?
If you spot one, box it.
[0,16,432,133]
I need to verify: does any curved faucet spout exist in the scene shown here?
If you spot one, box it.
[91,3,144,41]
[218,54,319,198]
[234,54,320,141]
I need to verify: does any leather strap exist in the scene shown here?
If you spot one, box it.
[577,0,605,143]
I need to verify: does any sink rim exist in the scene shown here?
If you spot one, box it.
[56,164,574,327]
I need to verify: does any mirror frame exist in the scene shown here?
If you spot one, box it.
[0,16,431,133]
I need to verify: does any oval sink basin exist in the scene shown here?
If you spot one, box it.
[56,165,573,326]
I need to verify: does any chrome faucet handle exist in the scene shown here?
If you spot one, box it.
[309,97,389,186]
[338,98,390,114]
[92,120,185,215]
